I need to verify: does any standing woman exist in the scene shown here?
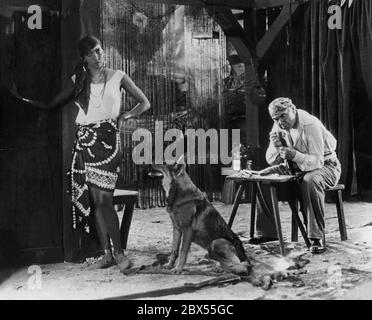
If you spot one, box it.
[12,36,150,272]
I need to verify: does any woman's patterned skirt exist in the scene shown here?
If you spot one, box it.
[71,118,121,233]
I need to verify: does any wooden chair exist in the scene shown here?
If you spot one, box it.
[113,190,138,249]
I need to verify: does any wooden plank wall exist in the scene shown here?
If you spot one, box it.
[0,0,63,266]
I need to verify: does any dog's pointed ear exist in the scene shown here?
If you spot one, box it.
[173,154,186,177]
[173,163,184,177]
[176,154,185,165]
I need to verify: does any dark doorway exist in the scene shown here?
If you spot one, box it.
[0,0,63,267]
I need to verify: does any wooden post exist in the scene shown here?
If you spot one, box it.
[243,10,261,170]
[60,0,102,262]
[61,0,81,262]
[207,7,262,169]
[243,64,260,169]
[80,0,102,37]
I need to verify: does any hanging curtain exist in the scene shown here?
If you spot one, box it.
[350,0,372,197]
[101,1,228,207]
[263,0,372,198]
[353,0,372,100]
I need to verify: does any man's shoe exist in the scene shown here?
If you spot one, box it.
[248,237,278,245]
[310,239,326,254]
[88,250,114,269]
[113,251,132,272]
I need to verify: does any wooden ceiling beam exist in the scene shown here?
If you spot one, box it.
[129,0,309,10]
[256,2,300,60]
[255,0,309,9]
[206,6,257,63]
[128,0,255,9]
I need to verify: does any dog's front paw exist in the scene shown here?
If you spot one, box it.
[211,265,225,274]
[163,262,175,270]
[243,260,253,270]
[171,264,185,274]
[172,267,184,274]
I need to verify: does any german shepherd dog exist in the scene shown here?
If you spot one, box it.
[152,160,251,275]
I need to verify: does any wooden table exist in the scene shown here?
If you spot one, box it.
[226,174,310,256]
[221,167,248,204]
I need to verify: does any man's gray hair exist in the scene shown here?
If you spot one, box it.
[268,97,296,114]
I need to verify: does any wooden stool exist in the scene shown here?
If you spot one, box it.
[292,184,347,243]
[326,184,348,241]
[113,190,138,249]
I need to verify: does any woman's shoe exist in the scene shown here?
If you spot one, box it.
[113,251,132,272]
[88,250,114,269]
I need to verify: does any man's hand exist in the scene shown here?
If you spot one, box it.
[279,147,296,161]
[270,132,282,148]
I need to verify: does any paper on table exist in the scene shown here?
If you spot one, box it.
[242,169,261,175]
[229,169,277,179]
[229,166,284,179]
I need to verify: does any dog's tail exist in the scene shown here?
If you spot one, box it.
[208,238,251,275]
[221,225,248,262]
[230,233,248,262]
[208,204,248,263]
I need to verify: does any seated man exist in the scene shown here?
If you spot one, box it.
[250,97,341,254]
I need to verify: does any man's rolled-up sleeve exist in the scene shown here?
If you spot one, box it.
[293,124,324,171]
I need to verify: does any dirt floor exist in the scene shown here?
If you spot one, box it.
[1,200,372,300]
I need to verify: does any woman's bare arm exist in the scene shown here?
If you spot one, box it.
[12,79,75,110]
[119,73,150,120]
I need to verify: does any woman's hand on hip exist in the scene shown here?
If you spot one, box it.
[119,112,137,130]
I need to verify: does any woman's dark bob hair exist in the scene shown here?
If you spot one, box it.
[78,36,102,58]
[73,36,103,113]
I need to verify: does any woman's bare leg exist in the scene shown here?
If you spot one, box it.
[89,186,131,271]
[87,187,114,268]
[90,186,122,252]
[90,192,111,251]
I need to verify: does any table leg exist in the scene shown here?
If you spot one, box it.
[291,211,299,242]
[287,181,311,247]
[228,183,245,228]
[256,184,276,228]
[120,201,135,249]
[290,205,311,248]
[250,183,257,238]
[269,185,286,256]
[288,196,299,242]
